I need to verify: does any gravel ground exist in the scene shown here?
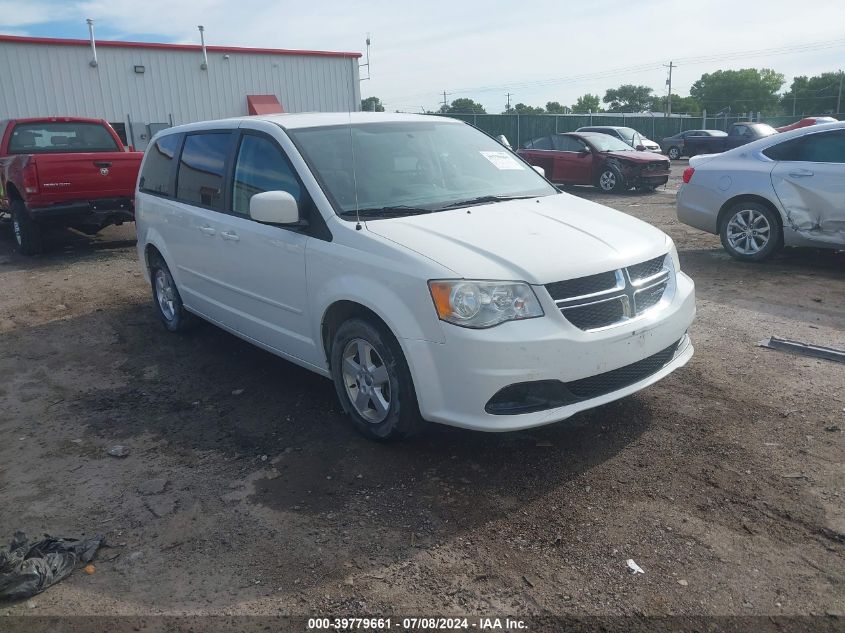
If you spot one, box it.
[0,164,843,628]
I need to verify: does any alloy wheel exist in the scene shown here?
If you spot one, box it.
[599,170,616,191]
[726,208,771,255]
[668,147,680,160]
[154,268,177,321]
[12,217,22,245]
[342,338,391,423]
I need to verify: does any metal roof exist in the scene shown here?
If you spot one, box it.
[0,34,361,59]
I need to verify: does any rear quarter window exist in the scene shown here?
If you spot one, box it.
[139,134,182,197]
[8,122,120,153]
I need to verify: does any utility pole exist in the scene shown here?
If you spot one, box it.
[665,61,674,116]
[442,91,450,112]
[793,89,797,116]
[506,92,513,111]
[838,70,843,115]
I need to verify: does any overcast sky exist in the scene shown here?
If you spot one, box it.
[2,0,844,113]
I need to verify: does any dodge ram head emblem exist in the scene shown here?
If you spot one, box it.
[100,167,109,176]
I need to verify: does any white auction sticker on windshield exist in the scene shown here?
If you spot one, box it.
[479,151,524,170]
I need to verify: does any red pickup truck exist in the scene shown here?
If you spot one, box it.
[0,117,142,255]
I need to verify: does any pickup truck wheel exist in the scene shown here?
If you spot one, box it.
[149,255,195,332]
[667,146,681,160]
[596,166,625,193]
[720,202,783,262]
[330,318,425,441]
[11,199,44,256]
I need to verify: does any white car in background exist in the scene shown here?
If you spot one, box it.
[135,113,695,440]
[677,121,845,261]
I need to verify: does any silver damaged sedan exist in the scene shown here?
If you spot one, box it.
[676,121,844,261]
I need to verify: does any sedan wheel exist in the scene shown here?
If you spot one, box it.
[668,146,681,160]
[720,202,782,262]
[596,167,624,193]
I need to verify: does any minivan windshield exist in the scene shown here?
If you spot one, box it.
[287,121,557,219]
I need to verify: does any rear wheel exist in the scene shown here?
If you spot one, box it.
[330,318,425,441]
[596,166,625,193]
[667,146,681,160]
[11,199,43,256]
[720,202,783,262]
[149,254,195,332]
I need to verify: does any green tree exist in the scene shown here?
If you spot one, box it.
[513,102,545,114]
[545,101,568,114]
[440,98,486,114]
[780,72,843,115]
[360,96,385,112]
[571,94,602,113]
[689,68,784,115]
[603,85,654,112]
[648,94,702,115]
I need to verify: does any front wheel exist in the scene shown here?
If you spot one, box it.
[720,202,783,262]
[330,318,425,441]
[11,199,44,256]
[596,166,625,193]
[667,146,681,160]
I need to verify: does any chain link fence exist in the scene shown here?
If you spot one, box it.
[437,112,844,147]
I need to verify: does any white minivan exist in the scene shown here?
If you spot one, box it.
[136,113,696,440]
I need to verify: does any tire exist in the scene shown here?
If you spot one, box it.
[667,146,681,160]
[596,166,625,193]
[719,201,783,262]
[11,199,44,256]
[330,318,425,441]
[148,253,195,332]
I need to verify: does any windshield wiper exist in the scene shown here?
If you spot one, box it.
[339,205,434,218]
[436,195,536,210]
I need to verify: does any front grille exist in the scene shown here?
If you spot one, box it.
[565,339,682,400]
[564,298,626,330]
[635,280,668,313]
[546,270,618,301]
[546,254,671,331]
[627,255,665,282]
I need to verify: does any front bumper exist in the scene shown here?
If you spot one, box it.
[403,271,696,431]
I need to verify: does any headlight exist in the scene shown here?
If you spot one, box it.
[428,280,544,328]
[667,237,681,273]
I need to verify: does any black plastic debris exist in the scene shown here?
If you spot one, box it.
[0,531,103,601]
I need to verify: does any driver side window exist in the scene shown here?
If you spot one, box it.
[232,135,301,216]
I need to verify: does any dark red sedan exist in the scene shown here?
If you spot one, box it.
[517,132,670,193]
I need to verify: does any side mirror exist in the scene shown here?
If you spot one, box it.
[635,144,646,151]
[249,190,299,225]
[532,165,545,177]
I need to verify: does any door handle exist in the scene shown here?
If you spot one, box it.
[199,226,216,236]
[788,169,814,178]
[220,231,240,242]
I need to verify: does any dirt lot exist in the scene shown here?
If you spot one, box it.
[1,164,843,627]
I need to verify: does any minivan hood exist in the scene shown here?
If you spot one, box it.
[365,193,670,284]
